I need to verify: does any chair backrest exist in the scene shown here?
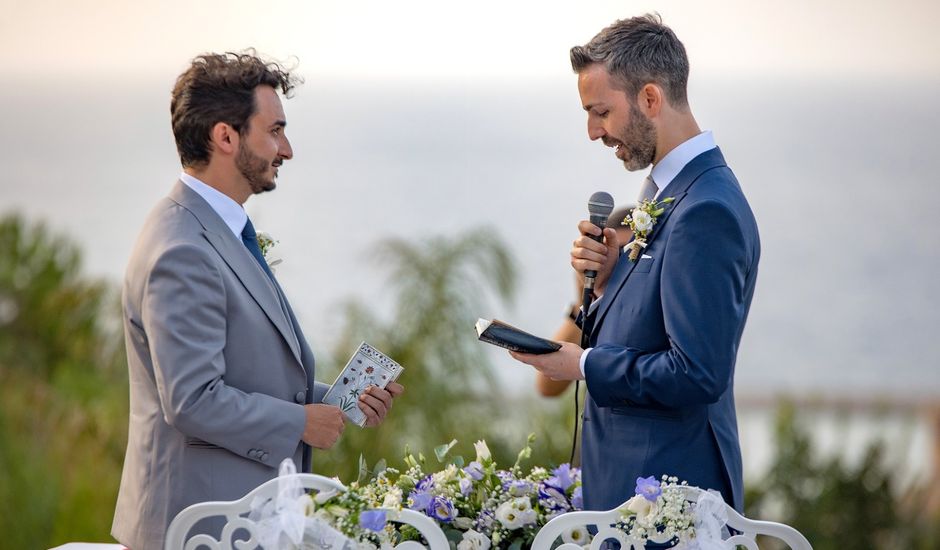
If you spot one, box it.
[530,486,812,550]
[164,473,449,550]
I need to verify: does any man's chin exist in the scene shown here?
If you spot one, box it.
[253,181,277,194]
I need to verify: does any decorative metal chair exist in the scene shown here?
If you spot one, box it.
[530,486,812,550]
[164,473,449,550]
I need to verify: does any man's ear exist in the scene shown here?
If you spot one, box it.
[209,122,239,156]
[637,83,664,118]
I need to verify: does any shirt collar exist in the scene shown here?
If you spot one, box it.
[650,130,716,196]
[179,172,247,238]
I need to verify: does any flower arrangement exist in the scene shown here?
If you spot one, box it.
[616,475,697,546]
[302,435,583,550]
[260,439,729,550]
[621,197,674,261]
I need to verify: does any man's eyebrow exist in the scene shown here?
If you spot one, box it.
[582,103,603,113]
[271,119,287,128]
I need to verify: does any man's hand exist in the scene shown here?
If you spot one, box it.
[358,381,404,427]
[571,221,621,295]
[302,404,346,449]
[510,342,585,381]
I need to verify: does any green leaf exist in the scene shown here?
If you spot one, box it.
[434,439,458,463]
[373,458,387,477]
[508,539,524,550]
[357,454,369,484]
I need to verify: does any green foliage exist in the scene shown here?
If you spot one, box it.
[745,403,940,549]
[0,213,128,548]
[314,228,573,480]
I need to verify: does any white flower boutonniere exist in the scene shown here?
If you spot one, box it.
[622,197,674,261]
[256,231,283,270]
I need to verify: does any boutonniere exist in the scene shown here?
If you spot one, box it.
[622,197,674,261]
[256,231,283,270]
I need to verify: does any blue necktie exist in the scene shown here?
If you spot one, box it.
[241,218,275,281]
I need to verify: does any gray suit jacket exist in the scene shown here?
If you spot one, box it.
[112,181,327,550]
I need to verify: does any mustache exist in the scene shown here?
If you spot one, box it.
[601,137,621,148]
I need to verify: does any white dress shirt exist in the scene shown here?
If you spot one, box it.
[579,131,718,377]
[179,172,247,238]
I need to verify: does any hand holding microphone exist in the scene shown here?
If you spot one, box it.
[571,192,620,298]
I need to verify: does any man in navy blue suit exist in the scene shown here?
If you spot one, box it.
[511,14,759,513]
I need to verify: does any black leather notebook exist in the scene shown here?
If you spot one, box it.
[475,318,562,355]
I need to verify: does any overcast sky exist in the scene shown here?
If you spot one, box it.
[3,0,938,82]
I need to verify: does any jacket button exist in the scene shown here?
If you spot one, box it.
[261,452,270,462]
[295,391,306,404]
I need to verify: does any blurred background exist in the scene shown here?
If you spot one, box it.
[1,0,939,547]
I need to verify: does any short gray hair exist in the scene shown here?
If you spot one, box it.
[570,14,689,108]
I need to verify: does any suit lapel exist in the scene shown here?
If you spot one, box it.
[590,148,728,337]
[169,182,304,367]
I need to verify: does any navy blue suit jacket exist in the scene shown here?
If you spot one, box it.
[580,147,759,513]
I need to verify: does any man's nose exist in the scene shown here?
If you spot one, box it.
[587,123,605,141]
[280,136,293,160]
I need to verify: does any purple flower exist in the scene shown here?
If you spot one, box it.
[538,482,569,512]
[359,509,387,532]
[409,490,433,511]
[509,480,533,496]
[459,477,473,497]
[496,470,514,490]
[571,486,583,510]
[635,476,662,502]
[428,496,456,522]
[415,475,435,492]
[464,461,484,481]
[551,463,574,490]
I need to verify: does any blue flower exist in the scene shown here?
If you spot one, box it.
[459,477,473,496]
[509,480,533,496]
[409,490,433,511]
[571,486,583,510]
[635,476,662,502]
[429,496,456,522]
[464,461,484,481]
[359,509,387,532]
[496,470,514,490]
[538,482,569,512]
[551,463,574,490]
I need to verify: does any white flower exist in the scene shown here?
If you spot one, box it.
[495,501,525,529]
[314,488,340,505]
[562,526,591,545]
[474,440,491,461]
[381,487,402,509]
[456,529,491,550]
[624,494,655,524]
[454,516,474,530]
[496,497,536,529]
[631,209,654,233]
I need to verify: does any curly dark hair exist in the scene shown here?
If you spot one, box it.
[170,51,301,168]
[570,14,689,108]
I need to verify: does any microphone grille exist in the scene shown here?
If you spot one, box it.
[587,191,615,218]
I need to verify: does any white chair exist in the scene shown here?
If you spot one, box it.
[165,473,449,550]
[530,486,812,550]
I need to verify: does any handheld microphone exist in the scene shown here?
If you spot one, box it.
[582,191,615,300]
[571,191,614,467]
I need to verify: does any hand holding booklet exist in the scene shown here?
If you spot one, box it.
[322,342,404,427]
[475,318,562,355]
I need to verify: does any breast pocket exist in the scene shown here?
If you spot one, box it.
[633,256,655,273]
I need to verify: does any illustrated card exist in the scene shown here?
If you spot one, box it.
[322,342,404,427]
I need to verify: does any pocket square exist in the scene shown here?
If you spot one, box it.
[641,254,653,259]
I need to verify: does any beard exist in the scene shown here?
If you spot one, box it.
[236,142,278,194]
[616,103,657,172]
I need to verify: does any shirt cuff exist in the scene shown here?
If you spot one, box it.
[579,347,592,379]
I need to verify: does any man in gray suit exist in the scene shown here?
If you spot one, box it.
[112,52,403,550]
